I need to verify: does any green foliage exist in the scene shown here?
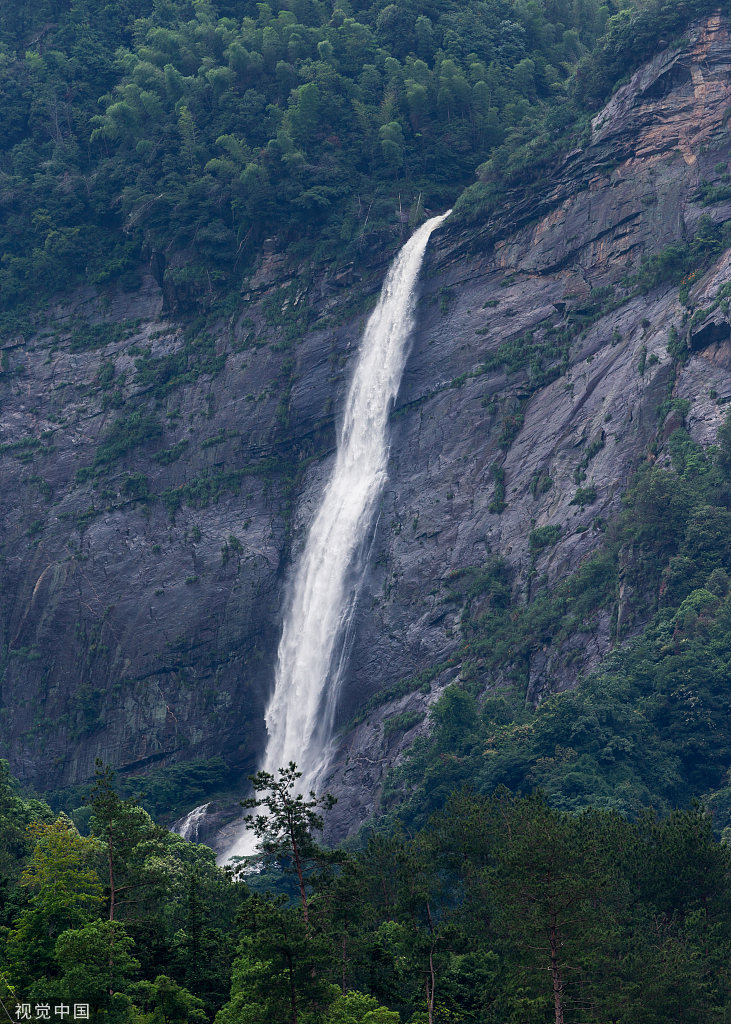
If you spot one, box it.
[719,406,731,477]
[488,462,506,514]
[627,223,726,296]
[498,409,524,449]
[695,180,731,206]
[453,3,731,224]
[528,524,562,552]
[3,762,731,1024]
[0,758,240,1017]
[4,815,104,989]
[667,428,711,478]
[376,412,731,839]
[0,0,655,317]
[131,974,207,1024]
[121,472,150,502]
[657,396,691,429]
[135,331,226,400]
[161,468,244,517]
[383,710,425,736]
[216,891,335,1024]
[570,484,597,506]
[325,793,731,1023]
[91,410,163,470]
[324,990,399,1023]
[151,440,189,465]
[667,323,689,362]
[473,324,570,379]
[573,0,730,107]
[4,3,731,1018]
[240,763,337,923]
[68,320,138,354]
[0,760,52,883]
[394,581,731,823]
[84,760,169,924]
[529,470,552,498]
[0,437,54,463]
[469,289,626,396]
[170,873,236,1018]
[128,757,239,823]
[55,920,140,1019]
[97,360,115,390]
[638,343,647,375]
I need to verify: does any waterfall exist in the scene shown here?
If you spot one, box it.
[172,802,210,842]
[224,212,450,861]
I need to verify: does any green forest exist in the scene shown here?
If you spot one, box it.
[2,758,731,1023]
[6,0,731,1020]
[1,0,729,329]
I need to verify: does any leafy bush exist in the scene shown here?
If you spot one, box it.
[498,411,524,450]
[530,471,553,498]
[528,525,562,552]
[92,411,163,468]
[68,321,137,354]
[570,485,597,507]
[383,711,426,736]
[152,440,189,465]
[574,435,605,485]
[488,463,506,514]
[120,472,150,502]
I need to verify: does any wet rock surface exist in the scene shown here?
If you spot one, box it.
[4,17,731,847]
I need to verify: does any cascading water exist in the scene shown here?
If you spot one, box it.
[224,211,450,861]
[172,802,210,842]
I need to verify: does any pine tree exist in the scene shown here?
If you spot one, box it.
[240,762,335,926]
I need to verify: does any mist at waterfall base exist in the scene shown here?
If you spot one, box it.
[221,213,451,862]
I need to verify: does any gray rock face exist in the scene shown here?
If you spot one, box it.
[3,16,731,847]
[319,14,731,840]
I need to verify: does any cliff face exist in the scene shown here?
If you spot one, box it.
[319,14,731,840]
[3,16,731,845]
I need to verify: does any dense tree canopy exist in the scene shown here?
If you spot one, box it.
[4,0,726,327]
[2,762,731,1023]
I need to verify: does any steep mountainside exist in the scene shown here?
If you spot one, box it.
[321,14,731,840]
[3,15,731,846]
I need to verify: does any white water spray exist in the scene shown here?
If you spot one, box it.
[172,802,210,842]
[225,212,450,861]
